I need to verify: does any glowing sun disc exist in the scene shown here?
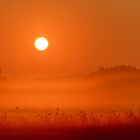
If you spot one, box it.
[35,37,49,51]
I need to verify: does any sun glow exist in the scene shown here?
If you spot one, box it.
[35,37,49,51]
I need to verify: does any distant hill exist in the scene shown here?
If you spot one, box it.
[87,65,140,87]
[35,65,140,82]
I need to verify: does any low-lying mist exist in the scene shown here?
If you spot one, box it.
[0,65,140,111]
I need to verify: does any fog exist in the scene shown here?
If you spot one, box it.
[0,67,140,110]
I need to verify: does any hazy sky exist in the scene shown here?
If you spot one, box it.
[0,0,140,79]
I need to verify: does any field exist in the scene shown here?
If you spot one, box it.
[0,67,140,139]
[0,108,140,140]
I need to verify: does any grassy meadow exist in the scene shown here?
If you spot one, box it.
[0,108,139,140]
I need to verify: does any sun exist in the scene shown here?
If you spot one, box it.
[35,37,49,51]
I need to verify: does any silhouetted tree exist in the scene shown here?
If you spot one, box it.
[96,65,140,74]
[0,67,6,82]
[0,67,2,76]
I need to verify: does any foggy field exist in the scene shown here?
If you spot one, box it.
[1,66,140,109]
[0,66,140,139]
[0,109,140,140]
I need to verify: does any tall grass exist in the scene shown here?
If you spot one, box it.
[0,108,140,129]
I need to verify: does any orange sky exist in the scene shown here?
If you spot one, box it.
[0,0,140,79]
